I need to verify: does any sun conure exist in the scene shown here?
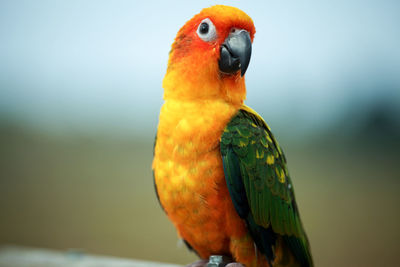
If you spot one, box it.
[152,5,313,267]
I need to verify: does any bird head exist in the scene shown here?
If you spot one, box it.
[163,5,255,104]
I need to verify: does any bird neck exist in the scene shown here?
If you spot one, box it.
[162,66,247,105]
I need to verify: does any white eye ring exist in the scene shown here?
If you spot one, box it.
[196,18,217,42]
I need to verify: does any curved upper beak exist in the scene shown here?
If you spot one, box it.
[218,30,252,77]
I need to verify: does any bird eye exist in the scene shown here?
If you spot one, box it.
[199,22,209,34]
[197,18,217,42]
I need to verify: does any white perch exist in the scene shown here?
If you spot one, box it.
[0,246,182,267]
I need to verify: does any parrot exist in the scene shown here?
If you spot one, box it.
[152,5,313,267]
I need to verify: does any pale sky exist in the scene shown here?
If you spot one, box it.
[1,0,399,137]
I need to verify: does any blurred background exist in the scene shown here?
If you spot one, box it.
[0,0,399,266]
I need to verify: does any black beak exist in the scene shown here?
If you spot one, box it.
[218,30,252,77]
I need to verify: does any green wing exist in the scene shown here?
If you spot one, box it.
[220,107,313,266]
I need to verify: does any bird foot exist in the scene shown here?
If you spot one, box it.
[185,255,245,267]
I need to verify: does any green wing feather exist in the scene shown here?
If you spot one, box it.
[220,107,313,266]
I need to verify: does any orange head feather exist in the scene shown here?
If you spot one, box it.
[163,5,256,105]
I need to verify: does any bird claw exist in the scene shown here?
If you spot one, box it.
[185,255,245,267]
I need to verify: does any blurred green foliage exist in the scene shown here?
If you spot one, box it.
[0,119,399,267]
